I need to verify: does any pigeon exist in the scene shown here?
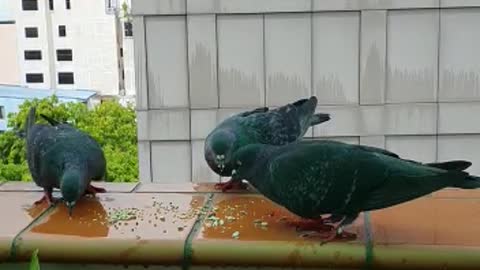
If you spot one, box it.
[229,140,480,243]
[26,107,107,216]
[204,96,330,192]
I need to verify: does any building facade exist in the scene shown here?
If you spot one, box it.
[0,22,20,86]
[0,0,20,85]
[10,0,135,99]
[132,0,480,183]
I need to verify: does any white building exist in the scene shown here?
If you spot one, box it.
[119,0,135,104]
[0,0,20,85]
[9,0,135,101]
[0,22,20,86]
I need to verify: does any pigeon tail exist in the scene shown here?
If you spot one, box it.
[310,113,331,126]
[26,106,36,137]
[40,114,61,126]
[292,96,322,126]
[293,96,318,113]
[426,160,472,171]
[453,175,480,189]
[291,96,316,107]
[291,96,330,127]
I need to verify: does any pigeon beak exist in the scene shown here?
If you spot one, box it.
[216,155,226,172]
[66,201,75,217]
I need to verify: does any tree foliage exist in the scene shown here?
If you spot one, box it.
[0,96,138,182]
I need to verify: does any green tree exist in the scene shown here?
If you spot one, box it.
[0,96,138,182]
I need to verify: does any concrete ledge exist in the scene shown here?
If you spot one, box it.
[1,182,480,269]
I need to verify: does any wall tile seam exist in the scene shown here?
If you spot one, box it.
[132,6,480,16]
[134,8,459,16]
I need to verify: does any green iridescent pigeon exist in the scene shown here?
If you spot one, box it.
[230,140,479,243]
[204,96,330,192]
[26,107,107,215]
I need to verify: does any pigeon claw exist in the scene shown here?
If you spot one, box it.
[84,184,107,196]
[300,226,357,245]
[214,179,248,192]
[34,192,56,206]
[301,221,357,245]
[287,217,332,232]
[287,217,357,244]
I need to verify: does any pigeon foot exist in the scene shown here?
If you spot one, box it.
[84,184,107,196]
[34,192,57,206]
[301,228,357,245]
[287,217,357,244]
[287,217,333,233]
[214,179,248,192]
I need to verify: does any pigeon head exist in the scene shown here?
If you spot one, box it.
[231,144,265,181]
[208,130,236,173]
[60,169,85,216]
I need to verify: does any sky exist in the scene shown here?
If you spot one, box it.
[0,0,12,22]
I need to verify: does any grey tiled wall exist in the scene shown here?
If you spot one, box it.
[132,0,480,183]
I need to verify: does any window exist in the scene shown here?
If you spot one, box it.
[65,0,71,9]
[49,0,54,10]
[0,106,4,120]
[120,48,123,57]
[26,73,44,83]
[22,0,38,10]
[58,25,66,37]
[105,0,117,14]
[24,50,42,60]
[124,22,132,37]
[25,27,38,38]
[58,72,74,84]
[56,49,72,61]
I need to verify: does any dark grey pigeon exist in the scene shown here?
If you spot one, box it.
[26,107,107,216]
[229,140,480,243]
[204,96,330,192]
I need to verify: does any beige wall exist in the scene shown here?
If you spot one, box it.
[133,0,480,183]
[0,23,20,85]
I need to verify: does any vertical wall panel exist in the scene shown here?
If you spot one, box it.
[265,13,311,106]
[146,16,189,108]
[438,102,480,134]
[384,103,437,135]
[438,135,480,174]
[313,12,360,105]
[312,0,439,11]
[133,16,148,110]
[439,8,480,101]
[386,10,439,103]
[386,135,437,163]
[187,0,311,14]
[190,109,219,140]
[151,142,191,183]
[441,0,480,7]
[188,15,218,108]
[360,10,387,105]
[218,15,265,108]
[137,141,152,183]
[137,110,190,141]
